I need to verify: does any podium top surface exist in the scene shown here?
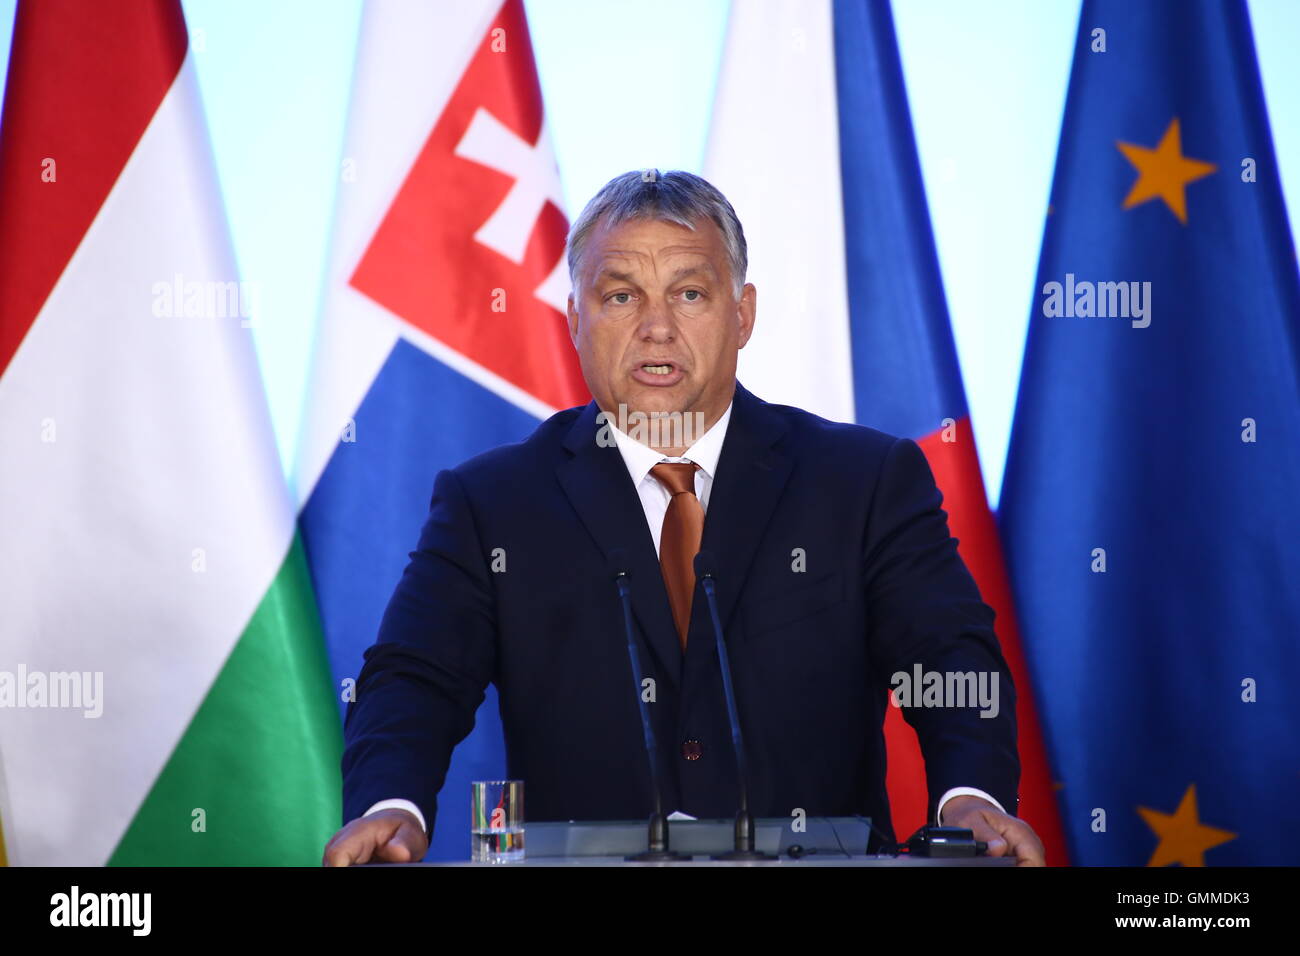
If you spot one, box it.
[407,817,1017,867]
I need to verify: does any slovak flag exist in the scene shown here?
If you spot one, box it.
[705,0,1069,862]
[297,0,587,862]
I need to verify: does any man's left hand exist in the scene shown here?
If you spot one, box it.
[940,795,1046,866]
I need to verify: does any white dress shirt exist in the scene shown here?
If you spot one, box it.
[365,399,1004,836]
[608,401,732,556]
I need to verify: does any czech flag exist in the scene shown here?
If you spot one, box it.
[705,0,1068,861]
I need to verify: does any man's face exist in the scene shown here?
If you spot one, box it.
[566,215,756,430]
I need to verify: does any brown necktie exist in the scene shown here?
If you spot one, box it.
[651,462,703,651]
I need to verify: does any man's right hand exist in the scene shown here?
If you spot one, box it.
[322,808,429,867]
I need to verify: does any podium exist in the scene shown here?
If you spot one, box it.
[416,817,1016,866]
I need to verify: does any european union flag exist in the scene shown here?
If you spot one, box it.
[1000,0,1300,865]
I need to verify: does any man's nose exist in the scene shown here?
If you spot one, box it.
[636,296,677,341]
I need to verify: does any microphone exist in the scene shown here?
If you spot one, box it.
[608,550,686,861]
[694,550,774,860]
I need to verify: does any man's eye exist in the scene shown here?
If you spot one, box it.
[682,290,703,301]
[610,292,632,304]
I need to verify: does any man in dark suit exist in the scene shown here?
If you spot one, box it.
[323,169,1044,866]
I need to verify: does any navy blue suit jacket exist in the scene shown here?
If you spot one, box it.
[341,381,1020,843]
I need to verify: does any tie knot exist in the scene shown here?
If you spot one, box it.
[651,461,699,497]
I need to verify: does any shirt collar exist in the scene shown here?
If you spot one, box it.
[608,401,734,486]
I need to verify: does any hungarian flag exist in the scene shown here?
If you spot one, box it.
[0,0,340,865]
[705,0,1068,861]
[1000,0,1300,866]
[297,0,586,861]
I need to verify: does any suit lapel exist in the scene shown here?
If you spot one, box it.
[696,381,794,639]
[556,400,683,688]
[554,384,793,696]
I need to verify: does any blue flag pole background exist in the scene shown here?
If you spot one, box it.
[1001,0,1300,866]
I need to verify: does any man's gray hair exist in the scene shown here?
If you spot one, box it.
[566,169,748,299]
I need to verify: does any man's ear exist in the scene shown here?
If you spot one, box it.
[566,292,580,346]
[736,282,757,349]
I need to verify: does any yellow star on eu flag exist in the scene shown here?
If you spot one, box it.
[1138,784,1236,866]
[1117,118,1217,224]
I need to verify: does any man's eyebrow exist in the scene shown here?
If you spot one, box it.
[667,264,717,282]
[594,263,718,284]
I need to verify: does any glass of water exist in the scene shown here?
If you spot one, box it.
[471,780,524,863]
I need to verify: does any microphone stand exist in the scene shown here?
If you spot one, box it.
[696,552,775,860]
[610,553,687,861]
